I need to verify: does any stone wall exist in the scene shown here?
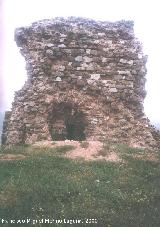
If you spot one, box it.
[2,17,160,148]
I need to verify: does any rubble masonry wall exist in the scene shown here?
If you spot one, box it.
[2,17,159,148]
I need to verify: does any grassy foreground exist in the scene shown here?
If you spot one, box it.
[0,144,160,227]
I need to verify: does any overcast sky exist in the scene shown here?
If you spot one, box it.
[1,0,160,123]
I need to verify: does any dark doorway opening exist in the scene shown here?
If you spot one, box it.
[48,102,86,141]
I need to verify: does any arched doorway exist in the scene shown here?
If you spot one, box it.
[47,102,87,141]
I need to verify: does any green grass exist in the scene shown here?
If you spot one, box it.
[0,144,160,227]
[0,144,30,154]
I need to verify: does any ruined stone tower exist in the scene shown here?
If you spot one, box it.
[2,17,160,148]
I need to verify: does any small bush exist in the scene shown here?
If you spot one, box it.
[80,141,89,149]
[97,149,108,157]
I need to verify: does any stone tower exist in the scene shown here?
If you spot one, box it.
[2,17,159,148]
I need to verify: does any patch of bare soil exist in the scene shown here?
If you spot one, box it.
[0,154,26,161]
[64,141,103,160]
[103,151,122,162]
[33,140,121,162]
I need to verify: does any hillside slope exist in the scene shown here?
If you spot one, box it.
[0,143,159,226]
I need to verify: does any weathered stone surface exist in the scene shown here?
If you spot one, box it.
[75,56,83,62]
[2,17,160,149]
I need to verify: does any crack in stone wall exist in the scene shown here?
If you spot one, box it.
[2,17,160,148]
